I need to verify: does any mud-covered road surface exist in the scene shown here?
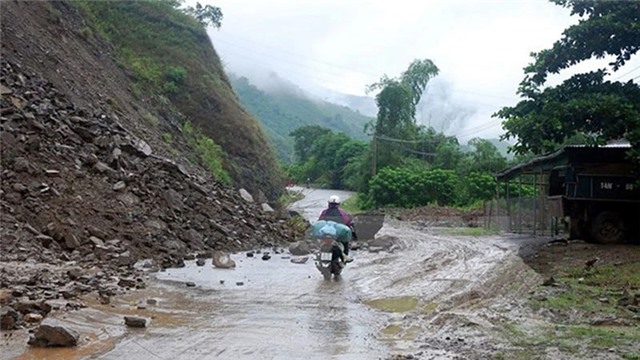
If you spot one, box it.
[6,188,639,359]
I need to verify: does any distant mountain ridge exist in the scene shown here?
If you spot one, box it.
[229,74,372,162]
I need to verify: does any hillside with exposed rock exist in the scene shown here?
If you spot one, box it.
[0,0,303,330]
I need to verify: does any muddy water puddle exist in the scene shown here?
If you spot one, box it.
[134,254,387,360]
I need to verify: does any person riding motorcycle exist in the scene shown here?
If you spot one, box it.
[314,220,352,264]
[318,195,357,260]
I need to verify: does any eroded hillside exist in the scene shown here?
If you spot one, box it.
[1,0,283,199]
[0,0,302,312]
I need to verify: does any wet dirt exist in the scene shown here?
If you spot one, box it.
[5,189,639,359]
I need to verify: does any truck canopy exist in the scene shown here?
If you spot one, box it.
[495,145,634,182]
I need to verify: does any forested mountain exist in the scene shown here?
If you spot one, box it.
[229,75,372,162]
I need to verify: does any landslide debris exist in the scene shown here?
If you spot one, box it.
[0,60,301,329]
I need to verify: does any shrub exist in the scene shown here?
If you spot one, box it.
[183,121,231,184]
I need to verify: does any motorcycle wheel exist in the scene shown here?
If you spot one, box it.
[331,261,342,277]
[322,267,332,281]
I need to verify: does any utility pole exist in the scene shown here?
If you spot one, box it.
[371,134,377,177]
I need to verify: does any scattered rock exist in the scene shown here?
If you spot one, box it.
[542,277,556,286]
[1,307,20,330]
[112,181,126,191]
[118,278,137,288]
[0,58,305,322]
[146,299,157,306]
[28,320,79,347]
[290,256,309,264]
[185,282,196,287]
[239,188,254,203]
[261,252,271,261]
[289,241,310,256]
[196,258,206,266]
[24,313,44,323]
[124,316,147,328]
[212,251,236,268]
[236,282,244,286]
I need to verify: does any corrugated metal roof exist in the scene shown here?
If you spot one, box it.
[495,145,634,181]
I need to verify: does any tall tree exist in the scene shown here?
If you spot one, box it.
[366,59,439,170]
[496,0,640,160]
[289,125,331,162]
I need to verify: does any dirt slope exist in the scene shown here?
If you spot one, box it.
[0,0,283,199]
[0,0,303,327]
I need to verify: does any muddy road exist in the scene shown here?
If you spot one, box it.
[6,188,638,359]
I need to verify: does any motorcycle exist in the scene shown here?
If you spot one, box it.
[311,220,355,280]
[315,237,346,281]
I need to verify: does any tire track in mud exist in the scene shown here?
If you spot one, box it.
[352,219,537,357]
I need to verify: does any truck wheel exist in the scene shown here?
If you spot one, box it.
[591,211,625,244]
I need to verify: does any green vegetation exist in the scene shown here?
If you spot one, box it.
[183,121,231,184]
[277,189,304,208]
[508,261,640,358]
[72,0,205,97]
[286,126,522,209]
[162,132,174,143]
[532,262,640,315]
[72,0,284,198]
[498,321,640,358]
[340,194,362,214]
[495,1,640,162]
[230,75,372,162]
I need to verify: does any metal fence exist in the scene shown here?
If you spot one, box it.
[481,195,566,238]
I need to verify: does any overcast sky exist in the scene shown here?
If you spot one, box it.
[198,0,640,142]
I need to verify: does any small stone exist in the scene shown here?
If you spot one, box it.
[542,277,556,286]
[238,188,254,202]
[212,251,236,268]
[146,299,157,306]
[12,183,28,193]
[236,282,244,286]
[88,236,104,247]
[290,256,309,264]
[185,282,196,287]
[112,181,126,191]
[93,162,113,173]
[124,316,147,328]
[1,307,19,330]
[24,313,43,323]
[45,170,60,177]
[196,259,205,266]
[118,278,136,288]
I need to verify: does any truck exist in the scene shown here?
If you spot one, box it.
[496,145,639,244]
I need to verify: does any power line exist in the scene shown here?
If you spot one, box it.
[611,64,640,81]
[212,32,522,104]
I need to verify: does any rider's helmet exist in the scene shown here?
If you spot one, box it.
[328,195,340,205]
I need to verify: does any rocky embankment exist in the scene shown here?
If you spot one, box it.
[0,60,301,333]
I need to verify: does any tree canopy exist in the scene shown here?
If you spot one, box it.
[366,59,439,171]
[496,0,640,160]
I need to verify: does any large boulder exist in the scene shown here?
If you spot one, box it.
[289,241,311,256]
[28,320,80,347]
